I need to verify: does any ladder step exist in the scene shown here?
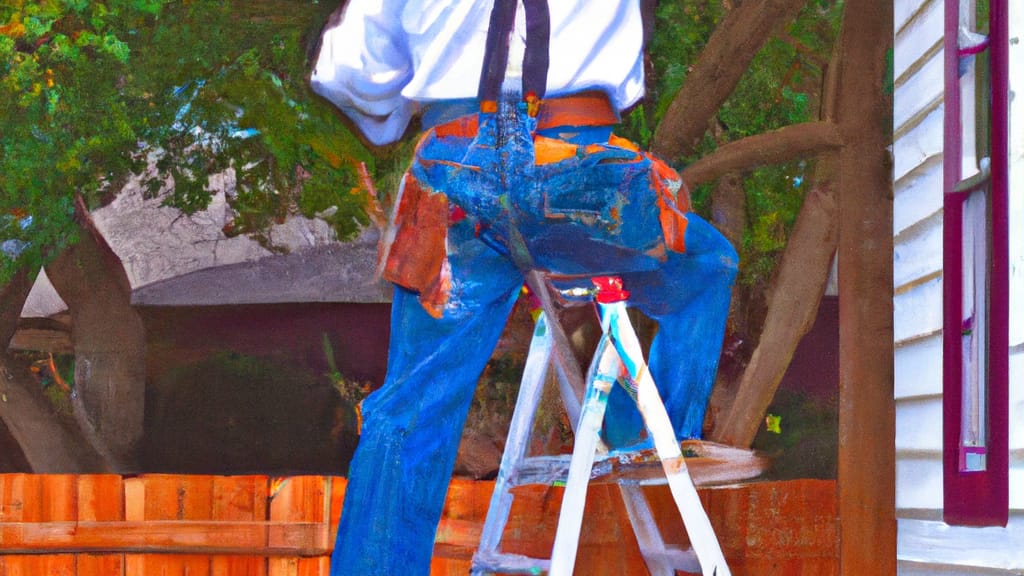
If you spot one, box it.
[472,550,551,574]
[470,531,702,574]
[512,440,769,488]
[641,545,702,574]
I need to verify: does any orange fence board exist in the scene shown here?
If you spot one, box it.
[326,478,345,534]
[0,475,42,523]
[429,556,473,575]
[213,476,267,521]
[0,554,75,576]
[212,476,268,576]
[40,475,77,522]
[74,554,123,576]
[270,477,327,523]
[141,474,215,521]
[138,475,214,575]
[268,477,330,559]
[77,476,124,523]
[211,556,268,576]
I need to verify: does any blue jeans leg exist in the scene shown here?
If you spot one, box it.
[330,223,523,576]
[604,214,738,444]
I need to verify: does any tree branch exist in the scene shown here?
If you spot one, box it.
[651,0,809,160]
[679,121,841,187]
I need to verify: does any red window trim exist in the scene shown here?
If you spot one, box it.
[942,0,1009,527]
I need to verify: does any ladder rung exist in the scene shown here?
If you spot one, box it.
[512,441,768,488]
[513,453,666,487]
[472,550,551,574]
[641,545,702,574]
[471,535,702,574]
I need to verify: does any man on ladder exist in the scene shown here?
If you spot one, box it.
[311,1,737,574]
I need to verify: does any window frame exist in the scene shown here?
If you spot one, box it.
[942,0,1010,527]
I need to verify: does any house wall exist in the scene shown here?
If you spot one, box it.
[893,0,1024,572]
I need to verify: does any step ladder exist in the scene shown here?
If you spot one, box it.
[470,272,764,576]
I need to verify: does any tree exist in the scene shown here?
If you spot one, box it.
[611,0,849,448]
[1,0,376,471]
[639,2,893,566]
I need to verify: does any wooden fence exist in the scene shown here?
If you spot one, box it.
[0,474,837,575]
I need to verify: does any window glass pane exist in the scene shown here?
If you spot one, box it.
[959,56,979,178]
[960,188,989,472]
[958,0,989,178]
[973,0,992,167]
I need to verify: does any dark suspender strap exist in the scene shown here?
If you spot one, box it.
[478,0,550,105]
[478,0,517,104]
[640,0,657,49]
[521,0,549,100]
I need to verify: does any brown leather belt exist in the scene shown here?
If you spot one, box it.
[534,91,619,129]
[435,91,619,138]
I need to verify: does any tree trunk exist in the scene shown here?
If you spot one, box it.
[45,197,147,473]
[708,173,753,345]
[0,266,107,472]
[651,0,809,160]
[710,173,746,249]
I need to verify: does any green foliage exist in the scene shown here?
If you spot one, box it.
[718,0,842,288]
[739,162,808,286]
[1,0,374,284]
[12,350,75,413]
[627,0,831,144]
[2,0,148,281]
[472,354,523,423]
[130,1,374,243]
[627,0,843,289]
[621,0,725,149]
[752,389,837,479]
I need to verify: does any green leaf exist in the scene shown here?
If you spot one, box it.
[101,33,130,62]
[61,0,90,14]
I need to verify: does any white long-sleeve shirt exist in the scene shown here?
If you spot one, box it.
[311,0,646,145]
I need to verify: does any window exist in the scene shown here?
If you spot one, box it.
[942,0,1009,527]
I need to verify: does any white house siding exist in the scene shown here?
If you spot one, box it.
[894,0,1024,573]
